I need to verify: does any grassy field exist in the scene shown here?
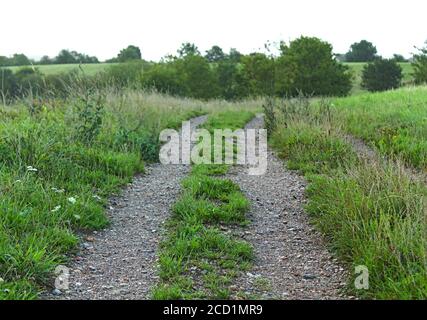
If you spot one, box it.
[345,62,414,94]
[330,86,427,170]
[0,89,260,300]
[268,87,427,299]
[7,63,116,76]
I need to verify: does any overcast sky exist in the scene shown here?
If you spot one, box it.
[2,0,426,61]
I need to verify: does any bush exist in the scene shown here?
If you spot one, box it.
[103,61,145,88]
[412,42,427,84]
[141,63,186,96]
[275,37,352,97]
[361,58,402,92]
[0,68,18,99]
[176,55,219,100]
[14,67,44,96]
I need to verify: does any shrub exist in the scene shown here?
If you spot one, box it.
[141,63,186,96]
[412,42,427,84]
[275,37,352,97]
[361,58,403,92]
[103,61,145,88]
[176,55,219,99]
[0,68,18,99]
[14,67,44,96]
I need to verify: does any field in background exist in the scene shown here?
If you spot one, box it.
[7,63,117,75]
[330,86,427,169]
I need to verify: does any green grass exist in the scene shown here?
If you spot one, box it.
[202,110,256,133]
[270,97,427,299]
[330,86,427,170]
[7,63,116,76]
[344,62,413,95]
[152,111,255,299]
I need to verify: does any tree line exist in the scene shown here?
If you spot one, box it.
[0,45,144,67]
[2,37,427,101]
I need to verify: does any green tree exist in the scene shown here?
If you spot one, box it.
[205,45,225,62]
[240,53,275,96]
[142,62,186,96]
[0,56,8,66]
[55,50,77,64]
[216,60,249,100]
[177,55,218,99]
[361,58,402,92]
[39,55,52,65]
[346,40,377,62]
[117,45,142,62]
[412,42,427,84]
[228,48,243,63]
[392,54,407,62]
[177,43,200,58]
[275,36,352,96]
[10,54,31,66]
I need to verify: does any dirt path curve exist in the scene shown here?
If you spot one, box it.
[229,115,348,299]
[46,115,207,300]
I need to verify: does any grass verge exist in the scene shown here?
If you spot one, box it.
[0,91,210,300]
[270,102,427,299]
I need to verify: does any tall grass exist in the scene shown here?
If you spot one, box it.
[0,88,259,300]
[270,96,427,299]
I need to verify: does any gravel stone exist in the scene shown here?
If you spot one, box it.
[44,115,207,300]
[44,114,350,300]
[227,115,348,300]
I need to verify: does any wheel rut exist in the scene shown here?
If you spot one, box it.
[45,115,207,300]
[227,115,348,299]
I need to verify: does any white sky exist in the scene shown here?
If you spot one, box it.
[1,0,426,61]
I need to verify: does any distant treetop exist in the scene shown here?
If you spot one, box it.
[346,40,378,62]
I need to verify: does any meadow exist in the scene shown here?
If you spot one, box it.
[330,86,427,169]
[7,63,117,76]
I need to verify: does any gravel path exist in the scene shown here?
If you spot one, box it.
[228,115,348,299]
[45,114,349,300]
[45,115,207,300]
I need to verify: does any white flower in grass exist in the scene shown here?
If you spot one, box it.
[26,166,38,172]
[73,214,81,220]
[92,195,101,201]
[68,197,77,204]
[51,187,65,193]
[51,205,61,213]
